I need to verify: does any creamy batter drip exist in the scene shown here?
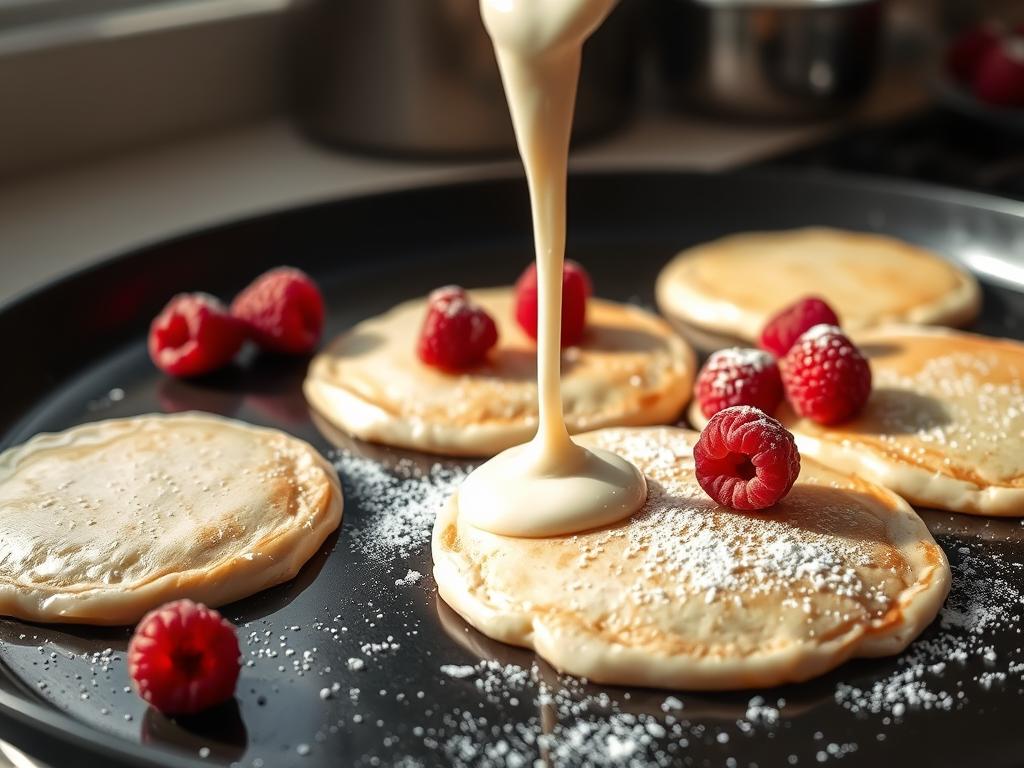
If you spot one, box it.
[459,0,646,537]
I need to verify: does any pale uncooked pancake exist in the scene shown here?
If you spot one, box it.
[433,426,949,690]
[776,326,1024,517]
[304,288,695,457]
[0,413,343,625]
[656,228,980,342]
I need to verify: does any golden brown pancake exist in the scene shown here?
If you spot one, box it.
[433,426,949,690]
[0,413,342,624]
[778,326,1024,517]
[304,288,695,457]
[656,228,980,343]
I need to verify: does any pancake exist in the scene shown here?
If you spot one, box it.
[656,228,980,343]
[432,426,949,690]
[776,326,1024,517]
[0,413,342,625]
[304,287,695,457]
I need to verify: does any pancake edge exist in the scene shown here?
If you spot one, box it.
[791,432,1024,518]
[655,228,982,342]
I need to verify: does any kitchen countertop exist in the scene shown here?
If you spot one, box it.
[0,111,845,307]
[0,41,938,310]
[0,30,943,310]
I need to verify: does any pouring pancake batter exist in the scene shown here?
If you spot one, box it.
[458,0,647,538]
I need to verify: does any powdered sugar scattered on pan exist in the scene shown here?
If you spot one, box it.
[834,536,1024,716]
[332,450,468,560]
[322,438,1024,766]
[12,435,1024,767]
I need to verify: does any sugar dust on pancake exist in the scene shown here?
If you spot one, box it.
[0,412,342,625]
[433,426,950,690]
[780,326,1024,517]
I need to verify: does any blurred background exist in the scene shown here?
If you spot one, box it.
[0,0,1022,306]
[1,5,1023,767]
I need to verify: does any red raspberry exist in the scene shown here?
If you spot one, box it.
[781,325,872,425]
[973,37,1024,107]
[148,293,246,378]
[417,286,498,371]
[128,600,240,716]
[695,348,783,419]
[694,406,801,511]
[946,22,1004,84]
[759,296,840,357]
[514,260,592,347]
[231,267,324,355]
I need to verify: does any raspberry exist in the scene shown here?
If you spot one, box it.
[128,600,240,716]
[946,22,1003,84]
[693,406,801,511]
[695,348,783,419]
[148,293,246,378]
[231,267,324,355]
[417,286,499,371]
[780,325,872,425]
[759,296,839,357]
[514,260,592,347]
[973,37,1024,107]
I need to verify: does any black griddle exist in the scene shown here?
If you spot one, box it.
[2,170,1024,768]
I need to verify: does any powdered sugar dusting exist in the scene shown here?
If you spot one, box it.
[834,536,1024,716]
[574,429,899,617]
[422,659,792,767]
[333,450,467,560]
[395,569,423,587]
[707,347,774,374]
[861,349,1024,484]
[801,324,844,343]
[697,348,782,415]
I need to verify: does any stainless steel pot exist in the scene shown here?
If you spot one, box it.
[654,0,884,120]
[288,0,640,158]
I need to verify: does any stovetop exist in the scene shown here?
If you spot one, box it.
[766,107,1024,201]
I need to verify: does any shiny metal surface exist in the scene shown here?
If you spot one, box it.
[1,172,1024,767]
[0,742,43,768]
[655,0,883,119]
[287,0,639,157]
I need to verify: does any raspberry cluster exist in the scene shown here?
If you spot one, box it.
[692,296,873,511]
[149,267,325,377]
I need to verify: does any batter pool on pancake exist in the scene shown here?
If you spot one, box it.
[656,228,981,344]
[777,326,1024,517]
[305,288,694,458]
[433,426,950,690]
[0,413,343,625]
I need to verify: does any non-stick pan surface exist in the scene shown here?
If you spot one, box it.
[2,170,1024,768]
